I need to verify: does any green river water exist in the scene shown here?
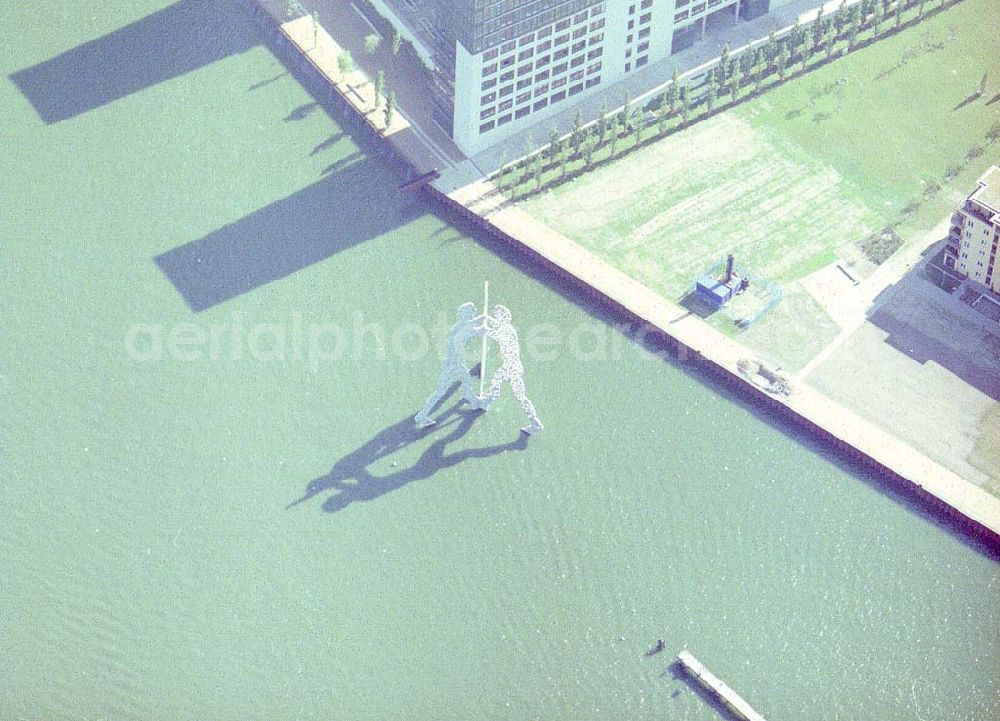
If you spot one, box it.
[2,1,998,719]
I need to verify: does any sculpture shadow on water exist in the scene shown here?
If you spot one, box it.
[155,162,423,312]
[9,0,258,124]
[289,392,529,514]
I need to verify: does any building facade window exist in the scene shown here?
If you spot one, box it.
[456,1,612,148]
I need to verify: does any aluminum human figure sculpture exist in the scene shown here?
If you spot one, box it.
[473,304,543,435]
[414,302,483,428]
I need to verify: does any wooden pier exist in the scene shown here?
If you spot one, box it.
[677,650,768,721]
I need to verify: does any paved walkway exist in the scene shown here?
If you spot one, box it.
[796,216,955,380]
[267,0,467,169]
[281,16,407,131]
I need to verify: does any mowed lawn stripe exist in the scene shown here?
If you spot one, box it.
[743,0,1000,221]
[525,113,879,298]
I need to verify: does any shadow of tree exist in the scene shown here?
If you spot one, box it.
[248,70,288,91]
[290,396,528,514]
[320,152,364,175]
[952,92,981,112]
[284,101,318,121]
[310,132,345,155]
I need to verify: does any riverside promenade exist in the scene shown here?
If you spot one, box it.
[246,0,1000,544]
[251,8,453,174]
[428,173,1000,542]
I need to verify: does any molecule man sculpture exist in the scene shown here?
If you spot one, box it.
[415,290,542,435]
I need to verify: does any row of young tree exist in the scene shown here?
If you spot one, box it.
[333,28,405,129]
[367,30,404,129]
[286,0,406,131]
[495,0,958,197]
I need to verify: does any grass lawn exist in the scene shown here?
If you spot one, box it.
[706,286,843,372]
[744,0,1000,231]
[521,0,1000,364]
[523,111,884,296]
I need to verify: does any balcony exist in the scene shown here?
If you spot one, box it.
[962,201,995,225]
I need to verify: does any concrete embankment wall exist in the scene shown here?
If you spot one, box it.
[425,185,1000,553]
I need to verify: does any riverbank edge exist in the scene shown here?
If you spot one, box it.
[238,0,1000,549]
[431,182,1000,548]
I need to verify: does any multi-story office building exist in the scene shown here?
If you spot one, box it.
[421,0,797,156]
[946,166,1000,294]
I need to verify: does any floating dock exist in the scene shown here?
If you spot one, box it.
[677,649,767,721]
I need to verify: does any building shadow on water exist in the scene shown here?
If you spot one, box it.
[9,0,257,124]
[289,395,529,514]
[155,162,423,311]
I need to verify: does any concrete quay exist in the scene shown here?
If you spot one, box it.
[429,175,1000,544]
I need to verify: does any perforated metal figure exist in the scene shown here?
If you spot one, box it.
[473,304,543,435]
[414,302,483,428]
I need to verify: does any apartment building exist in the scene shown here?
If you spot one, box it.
[946,165,1000,294]
[412,0,803,156]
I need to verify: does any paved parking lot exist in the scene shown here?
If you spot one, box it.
[808,255,1000,494]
